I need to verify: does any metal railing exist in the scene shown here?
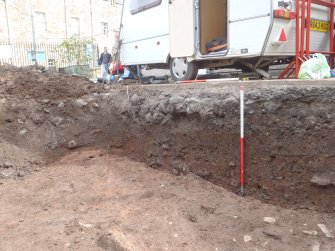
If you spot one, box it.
[0,41,99,69]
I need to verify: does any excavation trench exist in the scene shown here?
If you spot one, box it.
[0,67,334,214]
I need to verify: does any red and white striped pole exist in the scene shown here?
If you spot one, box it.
[240,85,245,196]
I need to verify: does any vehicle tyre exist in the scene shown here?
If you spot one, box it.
[170,57,198,81]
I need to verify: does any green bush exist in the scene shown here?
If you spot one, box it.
[57,36,95,78]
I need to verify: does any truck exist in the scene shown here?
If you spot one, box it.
[120,0,331,81]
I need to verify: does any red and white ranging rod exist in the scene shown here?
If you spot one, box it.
[240,85,245,196]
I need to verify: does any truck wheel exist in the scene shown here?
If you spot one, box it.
[170,57,198,81]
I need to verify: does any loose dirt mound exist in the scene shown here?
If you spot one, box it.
[0,65,103,99]
[0,139,43,179]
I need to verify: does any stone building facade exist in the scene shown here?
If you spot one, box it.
[0,0,121,50]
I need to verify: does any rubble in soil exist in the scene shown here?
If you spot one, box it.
[0,139,43,179]
[101,83,335,213]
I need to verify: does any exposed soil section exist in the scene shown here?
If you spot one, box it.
[0,67,335,213]
[110,82,335,213]
[0,66,334,249]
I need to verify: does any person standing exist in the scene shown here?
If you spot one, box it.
[98,47,112,81]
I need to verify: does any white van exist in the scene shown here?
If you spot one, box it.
[120,0,330,80]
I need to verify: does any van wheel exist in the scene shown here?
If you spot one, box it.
[170,57,198,81]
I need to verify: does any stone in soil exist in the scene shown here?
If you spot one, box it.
[310,171,335,186]
[67,140,77,149]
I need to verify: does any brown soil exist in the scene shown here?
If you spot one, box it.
[0,65,334,250]
[0,139,43,179]
[0,65,103,99]
[0,148,334,251]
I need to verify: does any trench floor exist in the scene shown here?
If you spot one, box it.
[0,148,334,251]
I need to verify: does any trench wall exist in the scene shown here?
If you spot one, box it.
[1,81,334,212]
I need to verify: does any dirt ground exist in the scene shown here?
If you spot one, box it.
[0,65,103,99]
[0,65,334,250]
[0,148,334,251]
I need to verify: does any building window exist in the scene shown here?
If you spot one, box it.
[129,0,162,14]
[34,12,46,36]
[70,17,80,36]
[101,22,108,36]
